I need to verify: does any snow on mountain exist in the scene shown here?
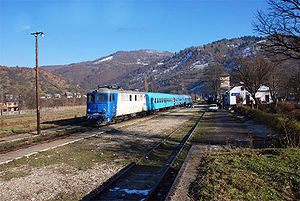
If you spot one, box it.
[93,56,113,64]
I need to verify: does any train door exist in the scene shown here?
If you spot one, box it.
[111,93,117,116]
[145,94,150,111]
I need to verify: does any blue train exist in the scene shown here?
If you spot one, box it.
[86,86,192,125]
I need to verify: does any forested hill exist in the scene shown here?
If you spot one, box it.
[0,66,85,98]
[108,36,264,93]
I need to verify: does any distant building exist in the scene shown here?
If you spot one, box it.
[0,102,19,114]
[45,94,52,99]
[224,85,253,105]
[74,92,81,98]
[64,92,73,98]
[223,85,272,106]
[219,73,231,99]
[54,94,61,99]
[4,94,14,102]
[220,73,230,90]
[255,85,273,104]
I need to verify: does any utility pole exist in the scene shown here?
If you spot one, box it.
[31,31,45,134]
[0,86,3,115]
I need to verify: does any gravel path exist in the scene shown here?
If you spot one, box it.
[0,107,199,200]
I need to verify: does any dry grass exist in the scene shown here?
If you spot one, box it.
[191,148,300,200]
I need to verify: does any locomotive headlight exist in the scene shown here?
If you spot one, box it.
[88,109,90,112]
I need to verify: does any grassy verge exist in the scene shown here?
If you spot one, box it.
[0,106,86,136]
[238,106,300,147]
[191,148,300,200]
[191,111,217,143]
[140,110,204,167]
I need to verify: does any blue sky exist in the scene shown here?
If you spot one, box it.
[0,0,268,67]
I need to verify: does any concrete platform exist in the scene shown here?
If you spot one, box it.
[165,144,226,201]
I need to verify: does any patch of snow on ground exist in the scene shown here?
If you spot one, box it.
[93,56,113,64]
[163,69,170,73]
[242,47,251,56]
[193,62,208,70]
[152,69,158,73]
[109,187,151,196]
[170,61,182,70]
[256,39,266,44]
[137,59,148,65]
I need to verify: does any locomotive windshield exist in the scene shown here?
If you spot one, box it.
[97,94,108,102]
[87,94,95,103]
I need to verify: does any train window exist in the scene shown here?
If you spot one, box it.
[109,94,112,102]
[129,95,132,101]
[113,94,115,101]
[97,94,107,102]
[135,95,137,101]
[87,94,95,103]
[151,98,153,103]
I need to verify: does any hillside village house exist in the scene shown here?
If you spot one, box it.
[0,102,19,114]
[223,85,272,106]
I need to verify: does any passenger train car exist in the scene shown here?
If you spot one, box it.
[86,87,191,125]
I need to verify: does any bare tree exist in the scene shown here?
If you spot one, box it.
[143,74,148,92]
[150,74,154,92]
[203,63,226,99]
[253,0,300,59]
[232,56,275,105]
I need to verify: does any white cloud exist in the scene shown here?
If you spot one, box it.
[16,25,31,32]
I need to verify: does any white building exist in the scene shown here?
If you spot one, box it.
[255,85,273,104]
[224,85,272,106]
[224,86,253,105]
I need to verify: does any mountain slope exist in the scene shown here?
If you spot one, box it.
[0,66,85,97]
[42,49,173,90]
[41,36,265,94]
[108,36,263,93]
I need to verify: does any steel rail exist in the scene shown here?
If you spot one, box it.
[80,121,187,201]
[82,110,205,201]
[145,111,205,200]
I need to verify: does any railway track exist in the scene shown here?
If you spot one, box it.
[82,111,205,201]
[0,108,183,154]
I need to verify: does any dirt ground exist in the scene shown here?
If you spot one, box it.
[0,107,199,200]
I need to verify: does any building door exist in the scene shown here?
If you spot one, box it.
[265,95,269,103]
[246,95,250,105]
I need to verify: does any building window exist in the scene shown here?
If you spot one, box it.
[129,95,132,101]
